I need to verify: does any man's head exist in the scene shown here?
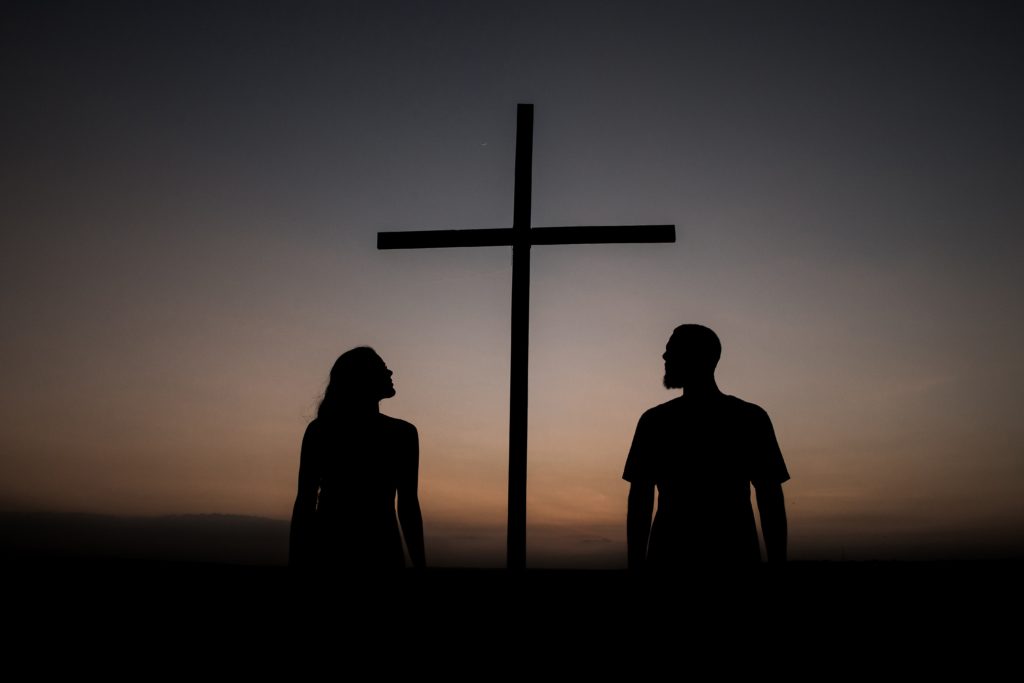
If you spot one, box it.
[663,324,721,389]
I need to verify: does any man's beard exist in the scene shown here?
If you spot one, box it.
[663,374,682,390]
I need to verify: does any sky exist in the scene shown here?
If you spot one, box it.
[2,0,1022,566]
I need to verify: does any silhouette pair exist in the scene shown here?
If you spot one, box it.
[289,324,789,569]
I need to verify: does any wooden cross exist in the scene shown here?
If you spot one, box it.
[378,104,675,569]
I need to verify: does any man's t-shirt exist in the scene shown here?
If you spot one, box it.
[623,394,789,564]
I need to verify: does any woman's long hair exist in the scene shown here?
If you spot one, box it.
[317,346,383,419]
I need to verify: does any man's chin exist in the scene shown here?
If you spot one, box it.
[663,376,682,390]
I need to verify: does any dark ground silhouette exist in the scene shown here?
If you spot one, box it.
[0,510,289,565]
[3,520,1020,662]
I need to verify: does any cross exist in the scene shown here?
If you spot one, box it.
[378,104,675,569]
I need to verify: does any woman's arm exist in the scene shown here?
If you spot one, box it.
[396,424,426,569]
[289,423,321,567]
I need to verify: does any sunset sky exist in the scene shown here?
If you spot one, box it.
[2,1,1022,565]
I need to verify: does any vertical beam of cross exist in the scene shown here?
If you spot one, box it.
[507,104,533,570]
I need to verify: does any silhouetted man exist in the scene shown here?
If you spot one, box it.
[624,325,789,567]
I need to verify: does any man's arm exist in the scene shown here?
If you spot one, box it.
[754,481,787,562]
[627,482,655,569]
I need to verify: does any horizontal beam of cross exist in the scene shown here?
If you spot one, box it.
[378,225,675,250]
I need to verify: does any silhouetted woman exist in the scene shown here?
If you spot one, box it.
[290,347,426,570]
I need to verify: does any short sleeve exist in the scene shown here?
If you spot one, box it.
[749,408,790,485]
[623,411,655,483]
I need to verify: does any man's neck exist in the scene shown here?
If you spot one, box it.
[683,378,722,399]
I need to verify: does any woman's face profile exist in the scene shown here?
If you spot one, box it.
[374,355,396,400]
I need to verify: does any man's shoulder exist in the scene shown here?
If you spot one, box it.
[640,395,772,423]
[723,394,769,416]
[639,396,686,421]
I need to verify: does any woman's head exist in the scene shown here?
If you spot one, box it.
[317,347,395,417]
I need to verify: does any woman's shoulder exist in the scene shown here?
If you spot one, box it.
[378,413,418,436]
[301,417,342,444]
[302,417,331,442]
